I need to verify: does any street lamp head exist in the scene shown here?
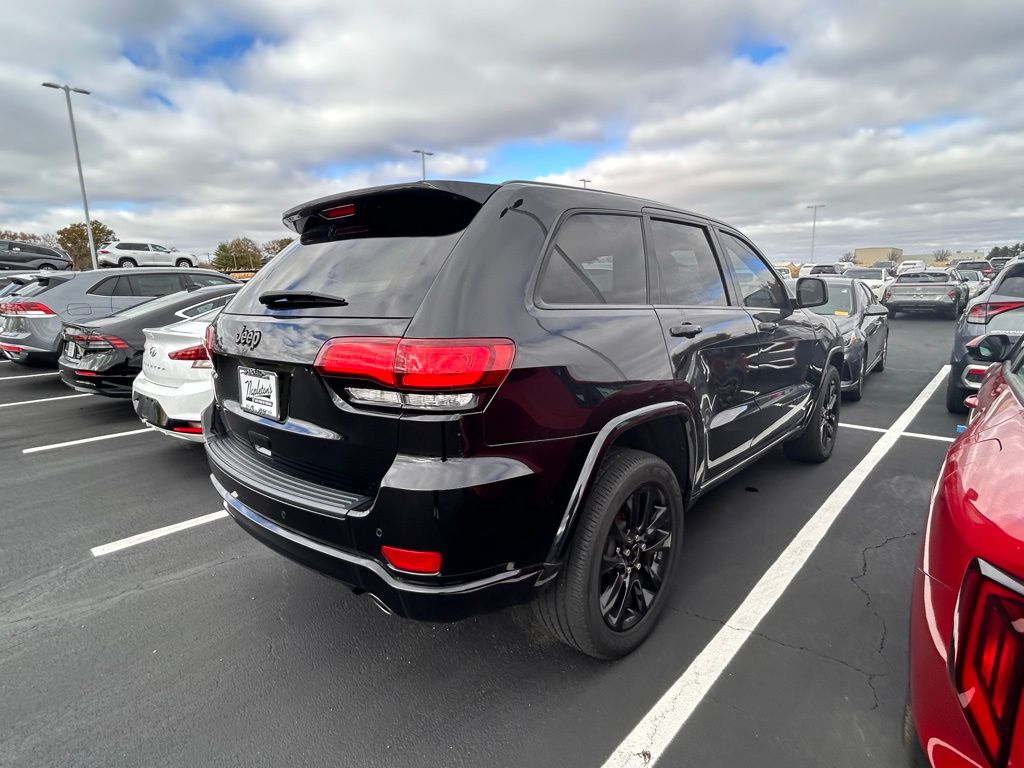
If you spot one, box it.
[42,82,62,89]
[71,88,91,95]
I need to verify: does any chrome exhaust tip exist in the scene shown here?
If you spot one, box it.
[368,593,393,616]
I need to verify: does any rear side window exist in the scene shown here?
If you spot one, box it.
[996,265,1024,297]
[649,219,727,306]
[180,294,234,318]
[89,277,118,296]
[719,232,786,310]
[130,273,184,296]
[538,214,646,306]
[186,273,235,288]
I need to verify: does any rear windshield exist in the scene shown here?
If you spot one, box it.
[229,234,460,317]
[996,265,1024,297]
[958,270,981,280]
[896,272,949,283]
[810,265,836,274]
[845,268,884,280]
[957,262,989,270]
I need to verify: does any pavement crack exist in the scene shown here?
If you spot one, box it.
[678,608,886,710]
[850,531,917,662]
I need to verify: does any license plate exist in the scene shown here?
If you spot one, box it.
[239,367,279,420]
[135,394,162,425]
[65,341,82,360]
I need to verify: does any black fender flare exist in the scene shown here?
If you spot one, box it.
[540,401,695,577]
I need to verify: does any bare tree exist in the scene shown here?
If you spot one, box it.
[932,248,953,264]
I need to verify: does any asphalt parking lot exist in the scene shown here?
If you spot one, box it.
[1,315,962,768]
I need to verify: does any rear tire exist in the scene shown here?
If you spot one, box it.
[534,448,682,659]
[118,257,137,268]
[175,258,191,268]
[945,369,968,414]
[784,366,841,463]
[38,263,56,271]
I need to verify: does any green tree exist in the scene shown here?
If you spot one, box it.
[260,237,295,262]
[210,237,262,272]
[56,221,116,270]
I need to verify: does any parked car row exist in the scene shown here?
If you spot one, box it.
[0,239,201,272]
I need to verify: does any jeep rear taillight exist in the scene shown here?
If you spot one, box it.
[954,561,1024,768]
[314,337,515,411]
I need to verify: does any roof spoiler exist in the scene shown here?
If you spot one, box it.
[281,180,499,239]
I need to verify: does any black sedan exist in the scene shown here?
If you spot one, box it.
[787,277,890,400]
[58,285,241,398]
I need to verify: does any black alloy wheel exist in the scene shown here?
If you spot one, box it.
[599,482,673,631]
[820,375,840,451]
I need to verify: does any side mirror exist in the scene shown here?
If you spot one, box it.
[966,333,1013,363]
[864,304,889,316]
[794,277,828,309]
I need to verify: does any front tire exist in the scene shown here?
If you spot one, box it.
[118,257,137,268]
[784,365,841,463]
[843,353,867,402]
[175,258,191,268]
[38,263,56,271]
[534,448,682,659]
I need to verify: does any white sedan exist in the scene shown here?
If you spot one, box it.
[132,309,219,442]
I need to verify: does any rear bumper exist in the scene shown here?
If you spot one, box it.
[133,371,212,421]
[210,471,545,621]
[886,299,955,314]
[58,363,135,397]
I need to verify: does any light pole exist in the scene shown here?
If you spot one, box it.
[412,149,434,181]
[806,203,825,263]
[579,178,591,188]
[42,82,97,270]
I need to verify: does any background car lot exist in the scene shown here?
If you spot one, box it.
[1,315,962,767]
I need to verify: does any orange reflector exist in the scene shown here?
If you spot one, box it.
[381,546,442,574]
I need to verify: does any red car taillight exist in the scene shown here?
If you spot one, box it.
[69,333,129,350]
[168,343,212,369]
[954,561,1024,768]
[967,302,1024,324]
[314,337,516,411]
[203,324,216,357]
[1,301,55,316]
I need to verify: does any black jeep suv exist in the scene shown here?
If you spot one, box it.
[204,180,841,658]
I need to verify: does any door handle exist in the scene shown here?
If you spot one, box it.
[669,323,703,338]
[758,321,779,333]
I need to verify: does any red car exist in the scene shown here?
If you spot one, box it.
[909,333,1024,768]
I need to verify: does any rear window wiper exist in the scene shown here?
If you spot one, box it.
[258,290,349,308]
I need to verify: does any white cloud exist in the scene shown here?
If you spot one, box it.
[0,0,1022,259]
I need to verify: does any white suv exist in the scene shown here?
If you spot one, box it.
[97,241,197,268]
[896,259,926,274]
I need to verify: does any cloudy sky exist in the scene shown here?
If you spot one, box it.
[2,0,1022,260]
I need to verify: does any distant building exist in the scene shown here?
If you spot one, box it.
[854,247,903,265]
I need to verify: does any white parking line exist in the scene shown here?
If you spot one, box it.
[0,371,60,381]
[840,422,887,434]
[22,427,153,454]
[600,365,950,768]
[91,511,229,557]
[842,421,955,442]
[0,393,91,409]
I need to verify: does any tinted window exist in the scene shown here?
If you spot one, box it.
[179,293,236,317]
[88,277,118,296]
[130,273,184,296]
[151,244,170,253]
[896,272,949,283]
[719,232,786,310]
[187,273,235,288]
[811,265,836,275]
[845,268,884,280]
[230,233,461,317]
[996,265,1024,297]
[112,290,190,319]
[649,219,727,306]
[538,214,646,305]
[117,242,143,250]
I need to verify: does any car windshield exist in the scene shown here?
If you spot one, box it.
[845,269,884,280]
[958,270,981,280]
[896,272,949,283]
[809,281,854,316]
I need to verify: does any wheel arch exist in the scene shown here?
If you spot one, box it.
[541,402,695,573]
